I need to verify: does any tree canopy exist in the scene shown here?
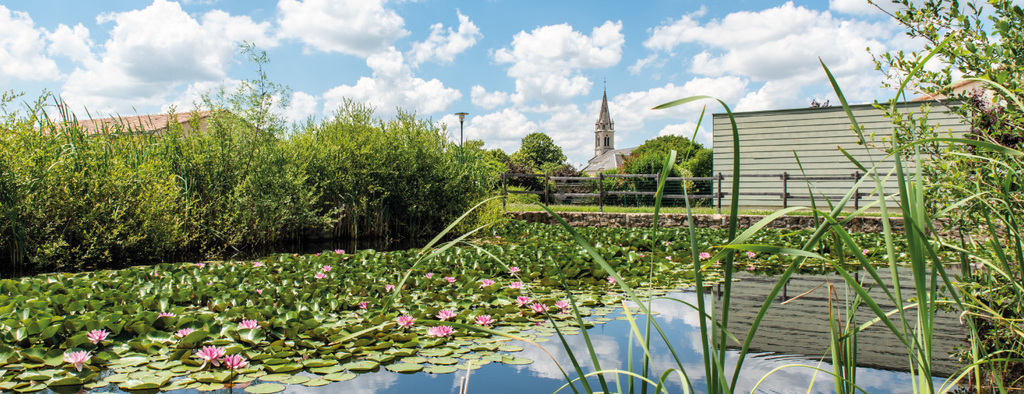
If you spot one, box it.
[511,132,566,171]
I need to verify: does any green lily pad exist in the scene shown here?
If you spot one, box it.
[196,383,226,391]
[303,358,337,368]
[281,375,310,384]
[244,383,286,393]
[303,377,331,387]
[265,362,302,373]
[258,373,292,382]
[423,365,457,374]
[501,356,534,365]
[384,363,423,373]
[309,365,345,375]
[418,348,453,357]
[342,360,378,371]
[12,383,45,392]
[323,372,356,382]
[428,357,458,365]
[46,375,84,386]
[498,345,524,352]
[402,356,429,364]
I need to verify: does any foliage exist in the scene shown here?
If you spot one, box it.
[510,132,566,170]
[873,1,1024,388]
[0,47,494,275]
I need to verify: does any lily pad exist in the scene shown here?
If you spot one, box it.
[281,375,310,384]
[342,360,379,371]
[323,372,356,382]
[309,365,345,375]
[244,383,286,394]
[303,377,331,387]
[384,363,423,373]
[423,365,458,374]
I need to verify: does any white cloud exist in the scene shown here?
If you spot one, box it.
[60,0,275,115]
[278,91,319,122]
[829,0,906,16]
[640,2,907,110]
[0,5,61,83]
[408,11,481,66]
[470,85,508,109]
[658,122,712,148]
[47,24,95,64]
[448,108,538,153]
[628,53,663,75]
[609,77,748,135]
[322,47,461,117]
[161,78,242,113]
[277,0,407,57]
[495,21,624,104]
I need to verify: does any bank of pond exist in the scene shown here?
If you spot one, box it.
[0,222,966,393]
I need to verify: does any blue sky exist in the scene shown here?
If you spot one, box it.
[1,0,937,164]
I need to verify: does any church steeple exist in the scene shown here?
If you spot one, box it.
[594,88,614,157]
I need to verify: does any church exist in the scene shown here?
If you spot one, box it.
[581,89,635,175]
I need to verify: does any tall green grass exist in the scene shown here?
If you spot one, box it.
[0,92,493,276]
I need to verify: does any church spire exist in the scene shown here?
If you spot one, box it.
[594,87,614,157]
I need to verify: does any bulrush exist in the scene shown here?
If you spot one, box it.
[475,315,495,326]
[64,350,91,372]
[88,329,109,344]
[396,315,415,328]
[426,326,454,338]
[436,309,457,321]
[238,320,259,330]
[195,346,226,368]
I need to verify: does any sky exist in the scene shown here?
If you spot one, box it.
[0,0,944,165]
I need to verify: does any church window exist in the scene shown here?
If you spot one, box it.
[604,136,609,147]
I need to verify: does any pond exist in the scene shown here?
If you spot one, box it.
[44,271,958,394]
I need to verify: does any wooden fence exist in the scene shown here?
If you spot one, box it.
[501,172,876,213]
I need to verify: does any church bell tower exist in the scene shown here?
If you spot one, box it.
[595,88,614,157]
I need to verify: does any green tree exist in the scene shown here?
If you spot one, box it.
[511,132,566,170]
[630,135,707,166]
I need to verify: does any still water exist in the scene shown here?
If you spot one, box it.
[54,273,959,394]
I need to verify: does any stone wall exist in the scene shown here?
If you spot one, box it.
[507,211,906,233]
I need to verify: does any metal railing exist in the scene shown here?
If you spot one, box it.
[501,172,875,213]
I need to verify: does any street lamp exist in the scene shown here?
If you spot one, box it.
[455,112,468,148]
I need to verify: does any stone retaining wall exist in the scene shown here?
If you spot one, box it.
[507,211,906,233]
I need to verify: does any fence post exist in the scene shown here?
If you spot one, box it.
[544,173,550,205]
[782,172,789,208]
[598,173,604,213]
[502,173,507,211]
[853,171,860,210]
[717,172,723,214]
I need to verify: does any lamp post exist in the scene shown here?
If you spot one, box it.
[455,112,468,148]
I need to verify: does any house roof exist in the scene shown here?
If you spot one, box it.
[582,146,635,174]
[68,111,214,135]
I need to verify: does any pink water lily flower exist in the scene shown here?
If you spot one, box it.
[425,273,434,279]
[747,265,756,271]
[158,312,175,318]
[238,320,259,330]
[515,296,532,307]
[194,262,205,268]
[426,326,454,338]
[479,279,495,288]
[475,315,495,326]
[315,272,327,280]
[509,281,524,289]
[862,249,870,256]
[64,350,91,372]
[396,315,415,328]
[436,309,457,321]
[509,266,520,274]
[746,251,757,258]
[359,302,369,310]
[699,252,711,261]
[384,284,396,292]
[88,329,109,344]
[252,261,263,267]
[530,303,548,314]
[223,354,248,370]
[196,346,226,368]
[444,276,456,284]
[175,328,196,338]
[607,276,616,285]
[555,300,570,312]
[334,249,346,254]
[256,289,263,295]
[322,265,332,272]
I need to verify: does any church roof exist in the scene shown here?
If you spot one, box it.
[582,146,635,175]
[596,89,613,128]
